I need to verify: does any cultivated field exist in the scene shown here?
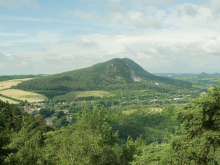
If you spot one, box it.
[0,89,48,103]
[0,96,19,104]
[0,78,33,90]
[122,107,164,115]
[54,91,114,101]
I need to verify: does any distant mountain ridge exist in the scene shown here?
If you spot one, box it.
[14,58,192,94]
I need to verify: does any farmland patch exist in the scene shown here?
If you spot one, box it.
[0,78,33,90]
[53,91,114,101]
[0,96,20,104]
[0,89,48,103]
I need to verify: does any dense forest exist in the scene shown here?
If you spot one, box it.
[1,85,220,164]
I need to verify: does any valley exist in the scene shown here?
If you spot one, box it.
[0,58,219,164]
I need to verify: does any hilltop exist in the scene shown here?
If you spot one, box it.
[13,58,192,98]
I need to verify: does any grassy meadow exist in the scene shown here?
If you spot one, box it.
[53,91,114,101]
[0,78,34,90]
[0,89,48,103]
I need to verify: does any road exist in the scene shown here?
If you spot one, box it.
[45,115,56,129]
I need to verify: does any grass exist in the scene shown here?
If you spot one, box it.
[0,89,48,103]
[0,96,20,104]
[0,78,33,90]
[53,91,114,101]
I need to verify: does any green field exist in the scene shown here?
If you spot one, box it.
[53,91,114,101]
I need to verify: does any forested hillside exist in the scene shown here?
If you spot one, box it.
[14,59,133,91]
[13,58,192,98]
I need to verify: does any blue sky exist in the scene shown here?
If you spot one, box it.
[0,0,220,75]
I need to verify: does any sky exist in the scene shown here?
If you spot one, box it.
[0,0,220,75]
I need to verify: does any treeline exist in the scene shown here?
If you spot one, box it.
[0,74,43,82]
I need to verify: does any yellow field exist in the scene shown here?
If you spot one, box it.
[0,78,33,90]
[122,109,138,115]
[0,96,19,104]
[0,89,48,103]
[53,90,114,101]
[122,107,164,115]
[74,91,114,98]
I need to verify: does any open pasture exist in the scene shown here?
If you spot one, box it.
[0,96,19,104]
[0,78,33,90]
[53,91,114,101]
[0,89,48,103]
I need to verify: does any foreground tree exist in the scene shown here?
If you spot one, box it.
[169,85,220,164]
[4,115,53,165]
[0,100,23,165]
[42,105,121,164]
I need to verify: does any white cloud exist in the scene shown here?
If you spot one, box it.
[4,25,220,74]
[79,37,97,46]
[0,52,6,58]
[1,0,220,74]
[164,3,216,29]
[108,5,126,13]
[200,0,220,17]
[184,5,198,17]
[0,0,40,10]
[155,10,166,20]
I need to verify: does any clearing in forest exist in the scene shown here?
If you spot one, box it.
[0,89,48,103]
[54,91,114,101]
[0,96,19,104]
[122,109,138,115]
[0,78,33,90]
